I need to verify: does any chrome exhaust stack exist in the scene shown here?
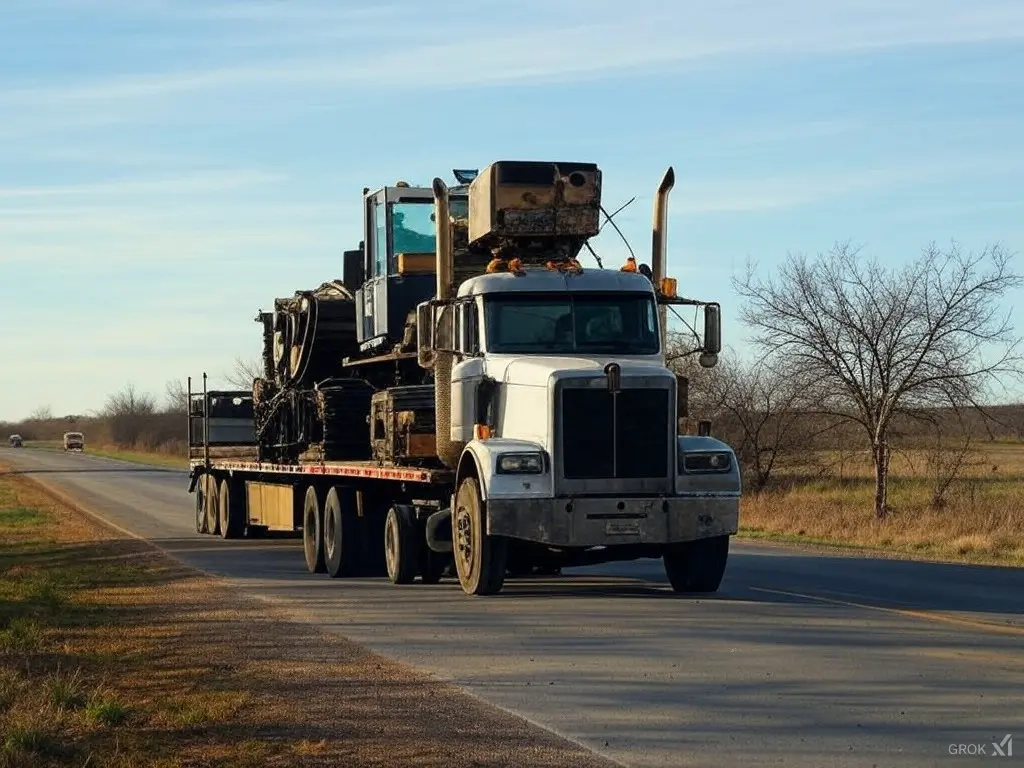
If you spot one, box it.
[651,166,675,345]
[431,177,462,469]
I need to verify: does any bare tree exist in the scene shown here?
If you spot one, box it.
[734,241,1023,518]
[103,383,158,447]
[164,379,189,414]
[223,356,263,390]
[705,357,824,490]
[919,408,982,510]
[29,405,54,421]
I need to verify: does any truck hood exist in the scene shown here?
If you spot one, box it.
[485,354,672,388]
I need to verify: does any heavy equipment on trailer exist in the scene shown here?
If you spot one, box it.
[187,159,741,595]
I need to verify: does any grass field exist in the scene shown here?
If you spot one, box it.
[740,443,1024,565]
[0,470,320,767]
[0,465,612,768]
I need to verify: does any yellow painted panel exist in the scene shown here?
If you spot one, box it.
[245,481,295,530]
[396,252,436,274]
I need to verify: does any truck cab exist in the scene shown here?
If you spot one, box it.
[63,431,84,451]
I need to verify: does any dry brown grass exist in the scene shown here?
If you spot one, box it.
[739,443,1024,565]
[0,466,615,768]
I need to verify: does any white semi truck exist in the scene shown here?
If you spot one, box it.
[187,160,741,595]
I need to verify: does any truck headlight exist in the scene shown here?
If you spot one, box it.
[682,451,732,473]
[496,452,545,474]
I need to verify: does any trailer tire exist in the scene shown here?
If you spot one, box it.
[323,486,360,578]
[453,476,506,596]
[663,534,730,593]
[195,474,210,534]
[384,505,418,584]
[217,478,244,539]
[204,474,221,535]
[302,485,326,574]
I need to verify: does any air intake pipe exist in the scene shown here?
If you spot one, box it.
[431,177,463,469]
[651,166,675,346]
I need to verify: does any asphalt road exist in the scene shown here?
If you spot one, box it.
[3,446,1022,767]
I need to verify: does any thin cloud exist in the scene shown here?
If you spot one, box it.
[0,170,282,201]
[3,1,1023,110]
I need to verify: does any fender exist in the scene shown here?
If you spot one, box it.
[455,444,488,500]
[455,438,554,502]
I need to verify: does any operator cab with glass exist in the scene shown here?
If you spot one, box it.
[352,181,470,353]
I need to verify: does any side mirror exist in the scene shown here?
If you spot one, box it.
[703,303,721,355]
[460,303,478,354]
[416,300,457,368]
[416,301,435,368]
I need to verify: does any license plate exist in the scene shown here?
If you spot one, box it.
[605,520,640,536]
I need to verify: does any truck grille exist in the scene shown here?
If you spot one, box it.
[561,387,670,480]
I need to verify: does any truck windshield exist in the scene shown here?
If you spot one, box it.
[484,293,660,355]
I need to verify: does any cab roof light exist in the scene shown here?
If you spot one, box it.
[620,256,638,273]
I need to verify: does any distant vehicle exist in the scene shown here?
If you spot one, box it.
[63,432,85,451]
[8,434,23,447]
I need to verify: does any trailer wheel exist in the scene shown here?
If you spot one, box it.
[323,486,359,578]
[663,535,730,593]
[204,474,221,535]
[453,476,506,595]
[217,478,244,539]
[384,505,418,584]
[195,475,210,534]
[302,486,326,574]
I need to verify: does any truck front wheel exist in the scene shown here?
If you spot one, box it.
[663,534,730,593]
[453,477,506,596]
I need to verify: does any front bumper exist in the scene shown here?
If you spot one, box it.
[486,494,739,548]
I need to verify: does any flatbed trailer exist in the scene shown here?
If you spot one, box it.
[187,375,460,582]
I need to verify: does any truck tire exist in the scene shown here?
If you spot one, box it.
[384,505,418,584]
[663,535,730,593]
[195,474,210,534]
[323,486,360,578]
[453,476,506,596]
[302,485,326,574]
[205,474,221,536]
[217,478,244,539]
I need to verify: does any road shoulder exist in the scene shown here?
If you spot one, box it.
[0,464,617,767]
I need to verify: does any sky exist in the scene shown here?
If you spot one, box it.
[1,0,1023,421]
